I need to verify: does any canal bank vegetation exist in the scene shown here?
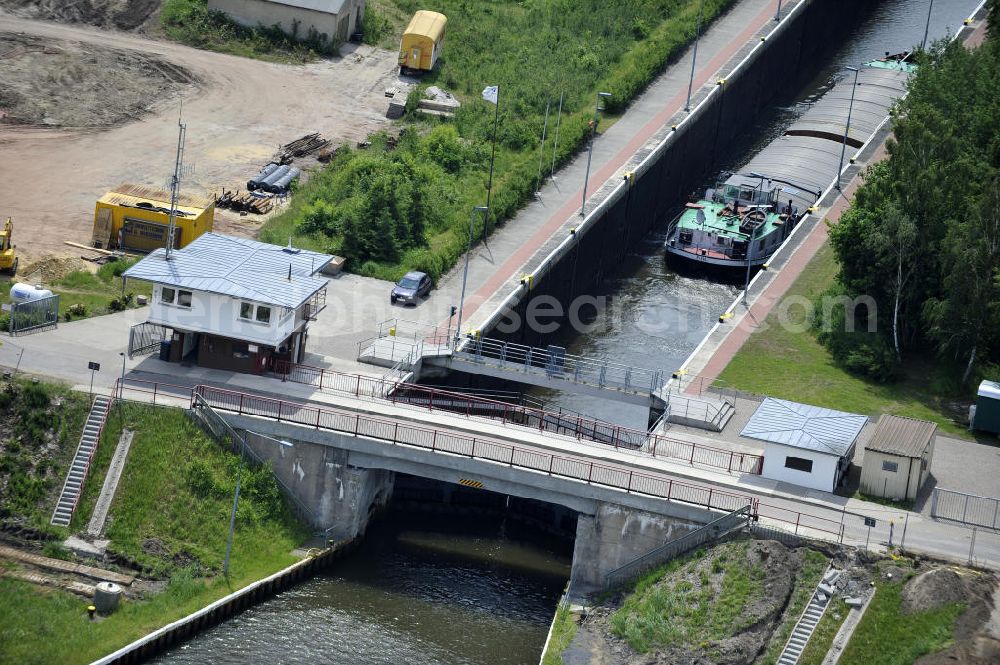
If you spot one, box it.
[717,246,972,437]
[0,401,310,665]
[824,22,1000,385]
[260,0,737,282]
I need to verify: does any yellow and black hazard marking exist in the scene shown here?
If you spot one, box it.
[457,478,484,489]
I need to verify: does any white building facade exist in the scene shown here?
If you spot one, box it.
[124,233,332,373]
[208,0,366,47]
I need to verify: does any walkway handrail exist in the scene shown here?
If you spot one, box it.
[454,336,667,395]
[271,360,763,475]
[191,384,758,517]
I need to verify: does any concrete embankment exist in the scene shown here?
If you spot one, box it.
[476,0,867,346]
[90,544,352,665]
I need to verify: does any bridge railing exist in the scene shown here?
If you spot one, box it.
[191,384,758,516]
[454,336,667,395]
[755,501,845,543]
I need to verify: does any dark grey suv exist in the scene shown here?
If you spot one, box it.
[391,271,431,305]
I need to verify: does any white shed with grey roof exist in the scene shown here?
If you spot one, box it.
[123,233,333,373]
[208,0,365,47]
[741,398,867,492]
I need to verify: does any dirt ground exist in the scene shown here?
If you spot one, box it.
[0,0,160,31]
[0,11,402,265]
[0,32,197,128]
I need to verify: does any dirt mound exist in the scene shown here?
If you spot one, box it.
[18,256,89,283]
[902,568,970,614]
[0,31,197,128]
[0,0,160,31]
[574,539,804,665]
[914,571,1000,665]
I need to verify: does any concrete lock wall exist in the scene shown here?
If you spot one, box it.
[485,0,867,346]
[569,502,702,596]
[243,431,394,539]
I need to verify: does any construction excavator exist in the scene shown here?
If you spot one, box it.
[0,218,18,275]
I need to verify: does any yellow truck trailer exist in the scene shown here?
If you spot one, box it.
[92,184,214,252]
[399,10,447,74]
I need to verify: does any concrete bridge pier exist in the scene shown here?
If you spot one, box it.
[569,502,701,598]
[243,431,394,540]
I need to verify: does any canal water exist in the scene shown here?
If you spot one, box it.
[153,2,981,663]
[534,0,983,429]
[152,511,572,664]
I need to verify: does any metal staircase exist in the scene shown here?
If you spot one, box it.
[777,567,837,665]
[50,395,112,527]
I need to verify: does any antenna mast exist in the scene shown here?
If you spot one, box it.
[166,109,187,260]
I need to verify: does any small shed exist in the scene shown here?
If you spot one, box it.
[972,380,1000,434]
[859,415,936,502]
[92,184,214,252]
[399,10,447,73]
[208,0,365,46]
[741,398,867,493]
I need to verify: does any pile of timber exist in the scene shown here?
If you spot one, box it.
[215,189,274,215]
[279,133,331,164]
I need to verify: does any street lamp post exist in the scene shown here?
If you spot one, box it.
[685,0,706,111]
[921,0,935,51]
[118,351,126,400]
[580,92,612,217]
[837,66,859,191]
[742,172,767,307]
[455,206,489,348]
[775,0,782,21]
[223,434,293,578]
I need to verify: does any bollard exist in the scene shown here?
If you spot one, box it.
[87,605,96,620]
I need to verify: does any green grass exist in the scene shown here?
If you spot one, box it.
[0,378,91,532]
[799,597,850,665]
[717,243,973,438]
[757,549,829,665]
[1,257,150,325]
[160,0,339,62]
[540,602,579,665]
[0,403,311,664]
[838,580,964,665]
[610,540,767,653]
[260,0,738,283]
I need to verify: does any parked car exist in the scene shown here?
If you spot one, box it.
[391,271,431,305]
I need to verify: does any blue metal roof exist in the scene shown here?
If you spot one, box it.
[979,380,1000,401]
[740,398,867,458]
[123,233,333,309]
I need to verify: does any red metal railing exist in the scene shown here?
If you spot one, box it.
[271,360,764,476]
[755,501,846,542]
[192,384,758,516]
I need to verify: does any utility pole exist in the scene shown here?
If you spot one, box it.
[580,92,611,217]
[685,0,706,111]
[836,66,859,191]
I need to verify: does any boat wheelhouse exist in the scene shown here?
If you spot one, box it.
[664,176,802,269]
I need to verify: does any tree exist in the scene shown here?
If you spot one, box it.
[865,203,918,361]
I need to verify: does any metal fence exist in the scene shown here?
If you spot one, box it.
[192,384,758,516]
[128,322,169,358]
[931,488,1000,531]
[9,294,59,335]
[604,505,752,589]
[271,360,763,476]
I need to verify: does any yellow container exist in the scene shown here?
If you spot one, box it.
[399,11,447,73]
[92,184,214,252]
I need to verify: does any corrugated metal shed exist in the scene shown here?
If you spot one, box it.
[123,233,333,309]
[740,398,867,457]
[865,415,936,458]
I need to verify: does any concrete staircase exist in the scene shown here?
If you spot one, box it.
[50,395,112,527]
[777,567,836,665]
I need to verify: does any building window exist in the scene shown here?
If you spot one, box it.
[238,302,272,325]
[882,460,899,473]
[177,290,192,308]
[161,287,175,304]
[784,456,813,473]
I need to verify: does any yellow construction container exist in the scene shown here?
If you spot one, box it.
[92,184,214,252]
[399,10,447,74]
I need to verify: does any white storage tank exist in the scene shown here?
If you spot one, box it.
[9,283,53,303]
